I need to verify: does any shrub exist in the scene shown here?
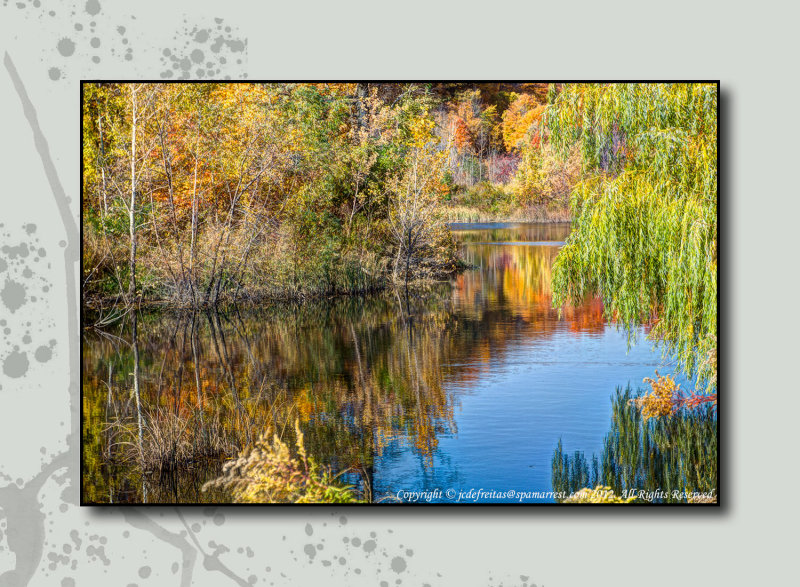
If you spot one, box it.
[202,420,365,503]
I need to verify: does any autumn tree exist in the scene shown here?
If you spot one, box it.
[501,93,545,153]
[389,115,448,286]
[82,83,463,308]
[81,83,162,304]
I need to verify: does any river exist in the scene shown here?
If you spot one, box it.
[82,222,697,503]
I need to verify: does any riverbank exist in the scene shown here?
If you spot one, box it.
[441,183,572,223]
[444,204,571,223]
[81,262,471,321]
[82,220,469,317]
[82,217,571,318]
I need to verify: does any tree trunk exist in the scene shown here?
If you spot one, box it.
[393,239,403,283]
[404,229,412,287]
[355,83,368,131]
[128,86,138,300]
[157,121,188,300]
[131,314,143,459]
[98,115,108,216]
[189,151,199,305]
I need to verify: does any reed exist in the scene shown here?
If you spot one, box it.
[106,407,234,473]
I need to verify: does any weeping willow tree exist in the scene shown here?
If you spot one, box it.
[547,83,717,386]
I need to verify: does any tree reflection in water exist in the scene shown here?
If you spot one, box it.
[552,386,717,503]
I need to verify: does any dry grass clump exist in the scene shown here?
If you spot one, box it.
[202,420,364,503]
[107,407,237,473]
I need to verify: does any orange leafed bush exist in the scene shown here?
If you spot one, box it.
[633,371,717,421]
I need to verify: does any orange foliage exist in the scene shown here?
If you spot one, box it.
[633,372,717,420]
[501,94,545,152]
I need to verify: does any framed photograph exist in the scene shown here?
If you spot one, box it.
[80,81,718,505]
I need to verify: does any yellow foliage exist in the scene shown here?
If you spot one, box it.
[202,419,364,503]
[510,143,581,207]
[563,485,636,503]
[295,385,316,423]
[409,113,439,149]
[632,372,681,420]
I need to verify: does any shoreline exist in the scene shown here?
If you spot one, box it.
[82,274,463,321]
[81,219,559,320]
[443,207,572,224]
[448,218,571,227]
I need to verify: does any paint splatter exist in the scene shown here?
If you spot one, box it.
[2,349,29,378]
[34,345,52,363]
[303,544,316,560]
[1,279,27,312]
[391,556,407,573]
[84,0,101,16]
[56,38,75,57]
[158,20,248,79]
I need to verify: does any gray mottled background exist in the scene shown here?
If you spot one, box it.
[0,1,797,585]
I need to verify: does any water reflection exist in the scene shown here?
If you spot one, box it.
[552,387,717,502]
[82,223,685,503]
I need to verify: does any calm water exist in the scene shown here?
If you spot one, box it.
[82,222,689,503]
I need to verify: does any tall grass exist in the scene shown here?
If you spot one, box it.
[107,407,232,473]
[84,219,392,308]
[443,182,572,223]
[202,420,366,503]
[106,394,297,475]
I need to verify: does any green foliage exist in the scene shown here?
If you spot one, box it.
[547,83,717,384]
[458,182,516,213]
